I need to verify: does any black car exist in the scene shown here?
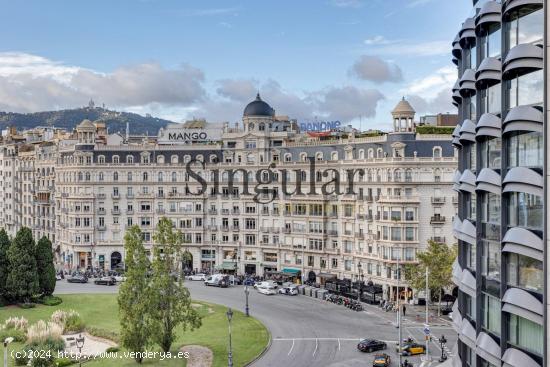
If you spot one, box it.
[67,274,88,283]
[94,276,116,285]
[357,339,387,353]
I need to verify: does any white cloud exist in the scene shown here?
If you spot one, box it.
[403,65,456,98]
[364,35,397,45]
[330,0,362,8]
[317,86,384,121]
[407,0,435,8]
[0,52,205,113]
[349,55,403,84]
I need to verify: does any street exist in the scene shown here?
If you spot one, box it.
[55,280,457,367]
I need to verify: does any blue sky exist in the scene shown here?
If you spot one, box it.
[0,0,471,131]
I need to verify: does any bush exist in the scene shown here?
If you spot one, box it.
[14,349,29,366]
[27,320,63,346]
[50,310,84,333]
[105,346,120,353]
[0,327,26,342]
[86,326,120,343]
[415,125,454,135]
[3,316,29,331]
[55,358,75,367]
[64,314,85,333]
[37,296,63,306]
[19,302,36,309]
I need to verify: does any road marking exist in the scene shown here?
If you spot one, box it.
[287,339,295,356]
[338,338,341,351]
[312,338,318,356]
[273,337,398,343]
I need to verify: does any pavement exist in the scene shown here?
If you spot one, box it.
[55,280,457,367]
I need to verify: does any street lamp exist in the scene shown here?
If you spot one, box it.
[226,308,234,367]
[4,337,14,367]
[438,335,447,362]
[75,333,85,367]
[244,285,250,317]
[357,262,363,302]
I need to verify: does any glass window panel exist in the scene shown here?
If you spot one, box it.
[507,314,543,355]
[507,253,543,293]
[482,294,501,335]
[508,192,543,231]
[507,132,543,169]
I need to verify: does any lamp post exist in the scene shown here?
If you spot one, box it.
[226,308,234,367]
[4,337,14,367]
[438,335,447,362]
[357,262,363,302]
[75,333,85,367]
[244,285,250,316]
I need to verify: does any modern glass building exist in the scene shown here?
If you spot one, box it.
[451,1,545,367]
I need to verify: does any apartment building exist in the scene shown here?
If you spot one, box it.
[451,1,545,366]
[0,96,457,301]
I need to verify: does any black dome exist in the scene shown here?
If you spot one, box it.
[243,93,275,117]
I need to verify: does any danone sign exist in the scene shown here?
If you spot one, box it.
[299,120,341,132]
[158,125,221,144]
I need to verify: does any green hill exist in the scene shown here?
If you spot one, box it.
[0,107,175,135]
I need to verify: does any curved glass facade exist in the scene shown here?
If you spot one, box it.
[452,1,546,366]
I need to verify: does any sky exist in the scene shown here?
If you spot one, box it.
[0,0,471,131]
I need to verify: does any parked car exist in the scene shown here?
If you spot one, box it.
[55,273,63,281]
[278,285,298,295]
[398,342,426,356]
[67,274,88,283]
[372,353,391,367]
[357,339,387,353]
[94,276,116,285]
[257,285,277,295]
[255,280,278,290]
[186,273,207,281]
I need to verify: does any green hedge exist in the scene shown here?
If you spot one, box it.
[416,125,454,134]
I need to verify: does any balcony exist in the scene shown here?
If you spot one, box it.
[97,208,106,215]
[431,236,446,243]
[156,208,165,215]
[328,230,338,236]
[431,197,445,204]
[111,209,121,215]
[221,226,229,232]
[111,193,120,199]
[221,209,230,215]
[97,193,106,199]
[283,228,291,234]
[208,209,217,215]
[96,225,106,231]
[430,215,446,224]
[126,209,134,215]
[232,209,240,215]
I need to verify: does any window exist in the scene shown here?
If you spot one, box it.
[507,314,543,355]
[507,192,543,231]
[113,155,119,164]
[505,70,543,109]
[482,293,501,335]
[505,7,543,51]
[507,253,543,293]
[480,23,501,60]
[481,240,501,284]
[126,155,134,164]
[479,138,501,170]
[506,131,542,169]
[113,172,118,181]
[479,83,501,115]
[98,155,105,164]
[433,147,442,158]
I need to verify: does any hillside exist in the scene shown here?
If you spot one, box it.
[0,107,175,135]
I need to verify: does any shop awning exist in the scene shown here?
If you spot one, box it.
[282,268,301,275]
[216,261,237,270]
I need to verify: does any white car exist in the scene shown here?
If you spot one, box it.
[279,285,298,295]
[186,273,206,281]
[257,285,277,295]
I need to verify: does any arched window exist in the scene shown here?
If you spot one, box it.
[98,172,104,181]
[171,155,178,164]
[376,148,383,158]
[196,154,203,162]
[316,152,323,161]
[368,149,374,159]
[249,123,255,131]
[259,123,265,131]
[433,147,442,158]
[284,153,292,162]
[331,152,338,161]
[141,153,150,164]
[158,172,163,182]
[210,154,218,163]
[405,169,412,182]
[78,172,83,181]
[126,155,134,164]
[387,169,392,182]
[358,149,365,159]
[112,155,119,164]
[113,172,119,181]
[394,169,401,182]
[143,172,148,181]
[84,172,90,181]
[157,155,165,164]
[171,172,177,182]
[98,155,105,164]
[184,155,191,163]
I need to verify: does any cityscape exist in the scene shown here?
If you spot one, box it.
[0,1,545,367]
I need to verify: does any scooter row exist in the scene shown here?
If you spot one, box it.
[324,294,364,311]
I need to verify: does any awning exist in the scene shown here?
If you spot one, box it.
[282,268,301,275]
[319,273,337,278]
[217,261,237,270]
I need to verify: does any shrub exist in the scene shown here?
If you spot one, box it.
[14,350,29,366]
[27,320,63,346]
[37,296,63,306]
[105,346,120,353]
[50,310,84,333]
[0,327,26,342]
[19,302,36,309]
[86,326,120,343]
[4,316,29,331]
[55,358,75,367]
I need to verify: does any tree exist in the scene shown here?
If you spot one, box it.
[148,218,201,352]
[6,227,39,303]
[118,226,151,363]
[35,236,56,296]
[403,240,457,315]
[0,229,10,299]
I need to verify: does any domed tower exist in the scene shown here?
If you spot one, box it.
[391,97,416,132]
[242,93,275,132]
[75,119,97,145]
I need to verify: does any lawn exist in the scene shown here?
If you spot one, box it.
[0,294,270,367]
